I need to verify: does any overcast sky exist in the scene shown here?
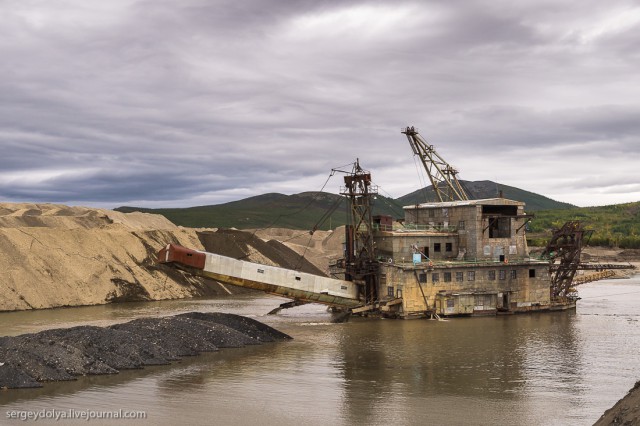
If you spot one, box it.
[1,0,639,209]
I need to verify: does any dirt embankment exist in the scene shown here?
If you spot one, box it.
[0,203,331,312]
[0,312,291,389]
[594,381,640,425]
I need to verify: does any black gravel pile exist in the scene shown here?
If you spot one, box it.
[177,312,291,342]
[0,312,291,389]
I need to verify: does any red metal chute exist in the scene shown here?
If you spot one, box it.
[157,244,206,270]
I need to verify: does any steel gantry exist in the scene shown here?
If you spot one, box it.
[340,160,379,304]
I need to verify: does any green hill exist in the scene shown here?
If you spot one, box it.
[527,201,640,248]
[397,180,575,211]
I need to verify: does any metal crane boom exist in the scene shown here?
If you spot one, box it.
[402,126,469,202]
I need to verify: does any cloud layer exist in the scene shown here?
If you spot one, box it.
[1,0,639,208]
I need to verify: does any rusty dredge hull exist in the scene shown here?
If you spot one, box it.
[157,127,634,319]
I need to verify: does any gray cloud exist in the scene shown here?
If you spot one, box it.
[1,0,639,208]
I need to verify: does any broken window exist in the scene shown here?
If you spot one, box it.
[487,217,511,238]
[432,273,440,283]
[387,286,394,297]
[434,243,441,252]
[419,273,427,283]
[488,270,496,280]
[468,271,476,281]
[499,270,506,280]
[456,272,464,282]
[529,269,536,278]
[483,205,516,238]
[444,272,452,282]
[510,270,517,279]
[445,243,453,252]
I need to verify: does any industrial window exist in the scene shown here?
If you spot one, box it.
[487,217,511,238]
[510,270,517,279]
[529,269,536,278]
[468,271,476,281]
[458,221,465,230]
[387,286,394,297]
[483,205,516,239]
[434,243,441,252]
[432,273,440,283]
[475,294,493,308]
[444,272,452,282]
[446,299,454,308]
[429,209,435,218]
[445,243,453,252]
[419,273,427,283]
[456,272,464,282]
[488,270,496,280]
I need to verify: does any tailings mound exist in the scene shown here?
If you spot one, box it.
[0,312,291,389]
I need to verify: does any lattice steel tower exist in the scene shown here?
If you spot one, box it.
[402,126,469,202]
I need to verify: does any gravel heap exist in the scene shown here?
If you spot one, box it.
[0,312,291,389]
[198,229,327,276]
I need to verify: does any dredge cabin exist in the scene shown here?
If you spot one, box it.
[375,198,554,318]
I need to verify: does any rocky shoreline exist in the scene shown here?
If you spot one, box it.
[0,312,291,389]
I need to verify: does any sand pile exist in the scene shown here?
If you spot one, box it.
[250,226,345,275]
[0,203,176,230]
[0,203,336,312]
[0,203,210,311]
[0,312,291,389]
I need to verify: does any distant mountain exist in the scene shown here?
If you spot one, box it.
[116,180,572,230]
[397,180,575,211]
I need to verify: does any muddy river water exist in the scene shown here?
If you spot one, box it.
[1,277,640,425]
